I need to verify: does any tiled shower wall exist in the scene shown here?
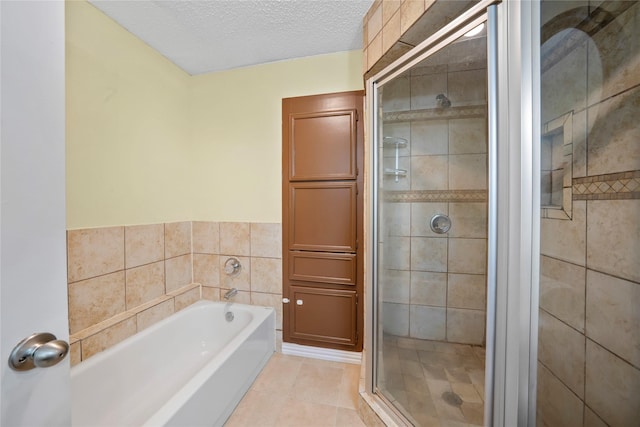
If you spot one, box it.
[67,221,282,366]
[380,58,488,345]
[537,2,640,426]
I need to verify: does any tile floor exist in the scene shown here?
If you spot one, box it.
[378,334,486,427]
[225,352,366,427]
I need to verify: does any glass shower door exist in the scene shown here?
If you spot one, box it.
[374,22,490,426]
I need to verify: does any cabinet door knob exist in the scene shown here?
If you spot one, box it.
[282,298,290,303]
[296,299,303,305]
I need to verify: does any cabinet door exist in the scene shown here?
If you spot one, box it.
[288,286,357,348]
[288,109,357,181]
[289,182,357,252]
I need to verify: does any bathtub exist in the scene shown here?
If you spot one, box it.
[71,300,275,427]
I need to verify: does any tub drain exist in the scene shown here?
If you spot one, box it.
[442,391,463,407]
[225,311,234,322]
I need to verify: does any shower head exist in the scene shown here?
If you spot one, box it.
[436,94,451,108]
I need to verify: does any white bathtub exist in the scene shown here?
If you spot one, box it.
[71,300,275,427]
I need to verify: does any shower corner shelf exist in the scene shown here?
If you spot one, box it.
[383,136,408,182]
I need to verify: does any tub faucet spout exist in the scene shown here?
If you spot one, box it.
[224,288,238,300]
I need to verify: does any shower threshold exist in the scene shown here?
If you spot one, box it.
[377,334,486,426]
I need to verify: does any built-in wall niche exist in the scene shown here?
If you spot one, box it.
[541,111,573,220]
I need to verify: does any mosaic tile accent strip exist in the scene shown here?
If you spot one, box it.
[384,190,487,203]
[573,170,640,200]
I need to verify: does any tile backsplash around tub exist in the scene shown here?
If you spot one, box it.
[67,221,282,366]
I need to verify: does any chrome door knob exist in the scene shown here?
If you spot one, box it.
[8,332,69,371]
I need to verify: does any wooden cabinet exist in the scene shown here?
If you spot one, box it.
[282,91,364,352]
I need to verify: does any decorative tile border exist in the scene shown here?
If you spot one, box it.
[573,170,640,200]
[382,105,486,123]
[383,189,487,203]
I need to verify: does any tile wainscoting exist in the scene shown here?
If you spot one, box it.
[67,221,282,366]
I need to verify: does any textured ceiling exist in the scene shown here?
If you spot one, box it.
[90,0,374,76]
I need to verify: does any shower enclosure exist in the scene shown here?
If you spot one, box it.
[366,0,639,425]
[371,8,492,426]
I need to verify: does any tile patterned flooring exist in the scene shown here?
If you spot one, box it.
[225,352,366,427]
[226,336,485,427]
[378,335,486,427]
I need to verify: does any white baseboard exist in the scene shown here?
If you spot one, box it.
[281,342,362,364]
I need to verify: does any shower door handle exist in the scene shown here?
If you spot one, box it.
[8,332,69,371]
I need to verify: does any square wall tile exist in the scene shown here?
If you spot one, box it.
[587,85,640,176]
[382,75,410,112]
[410,271,446,306]
[448,154,487,190]
[380,269,410,304]
[400,0,424,34]
[81,316,136,360]
[68,271,126,334]
[251,292,283,330]
[541,200,586,266]
[382,7,401,54]
[410,73,447,110]
[587,2,640,104]
[193,254,220,288]
[383,302,409,336]
[446,308,484,345]
[174,287,200,311]
[411,237,447,272]
[165,222,191,258]
[250,223,282,258]
[192,221,219,254]
[448,69,487,107]
[536,362,584,427]
[587,199,640,283]
[67,227,124,283]
[540,256,585,332]
[220,255,251,291]
[447,274,486,310]
[410,305,446,340]
[202,286,220,301]
[448,203,487,238]
[383,203,411,237]
[250,257,282,294]
[124,224,163,268]
[384,237,410,270]
[411,155,448,190]
[137,299,174,331]
[165,254,192,292]
[538,309,585,398]
[586,269,640,368]
[449,118,487,155]
[411,120,448,156]
[448,238,486,274]
[220,222,250,256]
[586,340,640,427]
[541,37,587,124]
[125,261,165,309]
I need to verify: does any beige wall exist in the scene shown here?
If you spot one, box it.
[189,52,364,223]
[66,1,364,229]
[66,1,192,229]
